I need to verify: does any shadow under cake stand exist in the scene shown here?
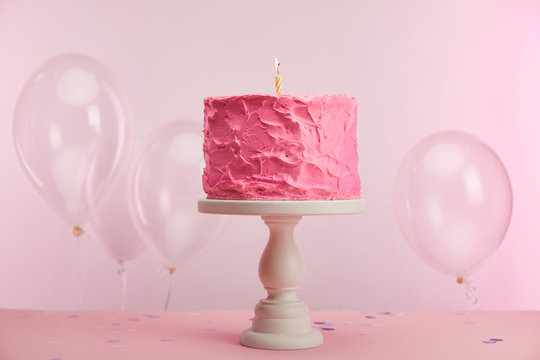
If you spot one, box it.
[198,199,365,350]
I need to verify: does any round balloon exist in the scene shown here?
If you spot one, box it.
[394,131,512,277]
[88,157,146,263]
[129,121,224,269]
[13,53,132,230]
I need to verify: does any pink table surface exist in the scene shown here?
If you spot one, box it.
[0,309,539,360]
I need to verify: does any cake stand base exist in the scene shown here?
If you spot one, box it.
[240,328,323,350]
[198,199,365,350]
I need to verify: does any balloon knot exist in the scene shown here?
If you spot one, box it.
[73,226,84,237]
[168,267,176,275]
[457,276,464,284]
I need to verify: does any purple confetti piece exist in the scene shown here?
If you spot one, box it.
[313,321,326,325]
[365,315,376,319]
[143,314,160,319]
[490,338,503,342]
[161,338,175,342]
[321,327,335,331]
[482,340,497,344]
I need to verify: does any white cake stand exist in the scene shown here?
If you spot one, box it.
[198,199,365,350]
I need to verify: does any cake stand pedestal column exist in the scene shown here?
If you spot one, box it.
[198,199,365,350]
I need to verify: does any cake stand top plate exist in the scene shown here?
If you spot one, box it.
[198,199,365,216]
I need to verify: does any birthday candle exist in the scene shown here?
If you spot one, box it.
[274,57,282,94]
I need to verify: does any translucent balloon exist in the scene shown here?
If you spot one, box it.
[394,131,512,277]
[89,158,146,263]
[13,53,132,229]
[129,121,224,269]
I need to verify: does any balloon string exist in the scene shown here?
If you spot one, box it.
[117,261,127,311]
[163,267,176,312]
[458,275,480,310]
[74,229,84,310]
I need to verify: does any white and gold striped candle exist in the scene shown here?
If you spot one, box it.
[274,57,282,94]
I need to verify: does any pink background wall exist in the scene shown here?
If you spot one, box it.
[1,0,540,311]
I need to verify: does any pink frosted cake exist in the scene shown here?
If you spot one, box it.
[202,94,361,200]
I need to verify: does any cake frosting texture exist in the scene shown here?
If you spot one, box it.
[202,94,361,200]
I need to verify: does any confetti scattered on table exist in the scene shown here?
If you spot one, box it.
[365,315,376,319]
[482,338,503,344]
[313,321,333,327]
[321,327,335,331]
[143,314,160,319]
